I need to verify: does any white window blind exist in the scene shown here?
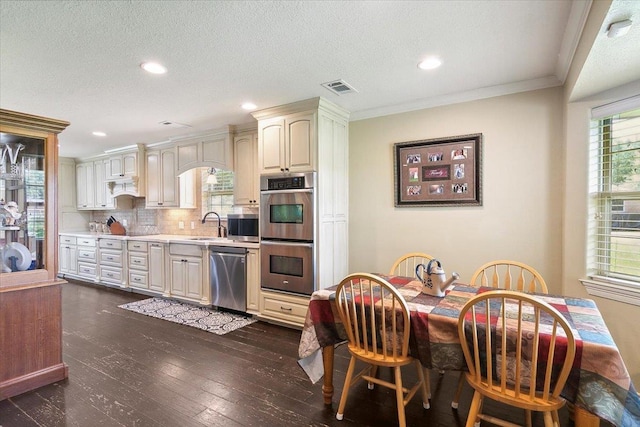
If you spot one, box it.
[588,105,640,283]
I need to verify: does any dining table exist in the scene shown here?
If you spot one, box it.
[297,274,640,427]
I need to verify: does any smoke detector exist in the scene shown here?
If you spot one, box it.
[321,79,357,95]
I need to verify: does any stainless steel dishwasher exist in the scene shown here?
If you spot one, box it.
[209,246,247,312]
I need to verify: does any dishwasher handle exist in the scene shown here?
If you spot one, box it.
[209,245,248,255]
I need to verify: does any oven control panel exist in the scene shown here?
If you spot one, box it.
[261,172,315,191]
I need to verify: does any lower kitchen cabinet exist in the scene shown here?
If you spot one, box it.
[76,237,97,282]
[246,248,260,314]
[148,242,166,293]
[128,240,149,290]
[99,238,125,287]
[169,244,205,303]
[59,235,77,275]
[259,290,309,328]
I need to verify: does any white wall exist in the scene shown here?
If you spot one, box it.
[349,87,564,291]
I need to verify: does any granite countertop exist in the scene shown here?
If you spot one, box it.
[59,232,260,249]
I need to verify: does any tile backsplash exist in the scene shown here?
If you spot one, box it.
[90,197,230,236]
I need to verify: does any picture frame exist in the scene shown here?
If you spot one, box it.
[394,133,482,206]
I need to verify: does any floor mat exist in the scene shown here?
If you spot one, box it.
[118,297,256,335]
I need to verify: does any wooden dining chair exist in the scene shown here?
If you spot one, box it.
[389,252,434,276]
[335,273,430,427]
[452,260,549,408]
[469,260,548,293]
[457,290,576,427]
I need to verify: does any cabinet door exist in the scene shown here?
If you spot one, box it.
[176,142,199,172]
[94,159,111,209]
[148,243,165,292]
[234,132,258,205]
[246,248,260,313]
[286,112,315,172]
[145,151,161,206]
[122,152,138,177]
[59,244,77,274]
[108,156,123,179]
[170,256,186,296]
[76,162,95,209]
[258,119,285,174]
[160,149,178,206]
[184,258,203,300]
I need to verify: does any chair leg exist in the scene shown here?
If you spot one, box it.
[542,411,554,427]
[368,365,378,389]
[451,372,466,409]
[465,391,482,427]
[414,360,430,409]
[336,356,357,421]
[551,410,560,426]
[394,366,407,427]
[525,409,532,427]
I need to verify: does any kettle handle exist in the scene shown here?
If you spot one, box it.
[426,259,441,274]
[415,263,425,281]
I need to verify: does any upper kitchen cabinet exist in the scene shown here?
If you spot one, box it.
[104,144,145,198]
[256,111,315,174]
[174,126,233,175]
[233,128,259,206]
[145,144,196,209]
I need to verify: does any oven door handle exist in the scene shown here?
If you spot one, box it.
[260,188,313,195]
[260,240,313,248]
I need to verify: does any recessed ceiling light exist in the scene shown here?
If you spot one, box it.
[241,102,257,111]
[418,57,442,70]
[140,62,167,74]
[92,131,107,137]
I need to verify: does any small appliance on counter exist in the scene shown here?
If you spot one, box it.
[226,213,259,242]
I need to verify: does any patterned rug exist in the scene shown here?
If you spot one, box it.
[118,297,257,335]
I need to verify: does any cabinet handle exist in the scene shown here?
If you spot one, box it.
[151,244,160,247]
[106,273,113,277]
[134,260,141,263]
[106,257,114,260]
[158,202,163,206]
[280,306,292,312]
[134,277,141,281]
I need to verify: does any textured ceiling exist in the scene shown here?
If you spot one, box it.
[0,1,637,158]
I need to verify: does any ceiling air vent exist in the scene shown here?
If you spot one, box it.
[321,79,357,95]
[158,120,192,128]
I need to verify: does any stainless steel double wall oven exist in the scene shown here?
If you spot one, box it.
[260,172,315,296]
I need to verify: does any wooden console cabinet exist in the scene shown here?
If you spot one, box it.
[0,108,69,400]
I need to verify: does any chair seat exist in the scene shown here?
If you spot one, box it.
[465,373,567,411]
[349,344,414,367]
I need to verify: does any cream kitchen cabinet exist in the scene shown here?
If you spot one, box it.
[107,151,138,180]
[76,161,95,209]
[58,235,77,276]
[127,240,149,290]
[257,111,315,174]
[148,242,166,293]
[146,147,178,208]
[146,146,196,209]
[259,290,309,328]
[246,248,260,314]
[98,238,125,287]
[94,158,115,210]
[233,130,259,206]
[76,236,97,281]
[174,127,233,175]
[169,244,205,303]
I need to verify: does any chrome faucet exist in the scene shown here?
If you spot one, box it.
[201,211,226,238]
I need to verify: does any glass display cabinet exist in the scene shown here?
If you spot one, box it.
[0,108,70,399]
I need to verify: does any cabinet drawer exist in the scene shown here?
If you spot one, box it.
[100,267,123,284]
[77,248,97,262]
[77,238,96,247]
[129,271,148,288]
[60,235,76,245]
[262,295,308,323]
[128,254,148,270]
[100,250,123,265]
[77,263,97,278]
[100,239,124,250]
[127,241,148,252]
[170,243,202,257]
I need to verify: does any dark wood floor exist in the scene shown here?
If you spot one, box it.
[1,281,579,427]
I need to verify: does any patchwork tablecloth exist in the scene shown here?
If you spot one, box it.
[298,276,640,427]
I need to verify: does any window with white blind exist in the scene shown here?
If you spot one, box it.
[586,98,640,301]
[201,168,235,218]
